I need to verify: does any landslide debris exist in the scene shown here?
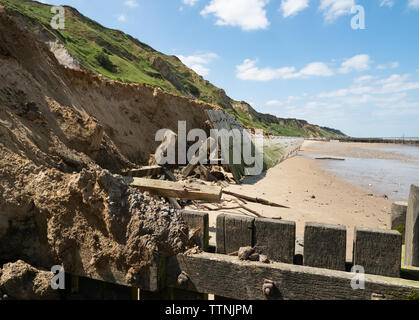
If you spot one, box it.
[0,3,201,290]
[0,260,60,300]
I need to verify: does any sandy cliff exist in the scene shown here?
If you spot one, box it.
[0,4,214,295]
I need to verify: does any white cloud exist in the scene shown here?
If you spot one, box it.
[380,0,394,8]
[354,75,375,83]
[183,0,199,6]
[177,53,218,76]
[408,0,419,9]
[377,61,400,70]
[201,0,270,31]
[319,0,355,22]
[236,59,334,81]
[124,0,138,8]
[299,62,334,77]
[280,0,310,18]
[117,14,127,22]
[266,100,284,106]
[266,96,302,106]
[339,54,371,74]
[236,59,296,81]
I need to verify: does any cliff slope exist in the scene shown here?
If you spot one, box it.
[0,0,345,138]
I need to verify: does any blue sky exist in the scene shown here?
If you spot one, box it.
[39,0,419,137]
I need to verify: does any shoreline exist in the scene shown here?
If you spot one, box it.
[189,141,399,260]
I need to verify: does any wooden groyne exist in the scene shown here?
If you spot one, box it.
[339,137,419,145]
[47,185,419,300]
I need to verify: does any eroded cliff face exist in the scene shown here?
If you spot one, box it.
[0,4,209,290]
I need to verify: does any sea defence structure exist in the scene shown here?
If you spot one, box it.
[405,185,419,267]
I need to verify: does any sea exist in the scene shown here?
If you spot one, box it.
[305,141,419,201]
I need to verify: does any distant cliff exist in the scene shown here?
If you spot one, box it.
[0,0,345,138]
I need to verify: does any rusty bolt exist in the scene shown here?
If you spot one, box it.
[263,280,275,297]
[177,272,189,286]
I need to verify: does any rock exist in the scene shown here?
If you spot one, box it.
[238,246,254,261]
[259,255,269,264]
[0,260,60,300]
[248,253,260,261]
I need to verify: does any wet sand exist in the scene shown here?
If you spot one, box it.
[190,141,404,260]
[302,141,419,200]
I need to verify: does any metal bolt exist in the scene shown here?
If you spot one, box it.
[177,272,189,286]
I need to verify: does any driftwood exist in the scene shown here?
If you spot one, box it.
[125,177,222,202]
[181,137,215,178]
[125,165,163,177]
[223,190,290,209]
[162,169,182,210]
[196,200,280,220]
[315,157,345,161]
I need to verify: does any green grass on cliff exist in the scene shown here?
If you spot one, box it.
[0,0,345,138]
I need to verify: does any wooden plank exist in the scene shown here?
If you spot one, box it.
[304,222,347,271]
[181,210,209,251]
[181,137,215,178]
[68,256,161,292]
[254,218,295,263]
[406,184,419,267]
[125,165,162,178]
[166,253,419,300]
[391,201,408,243]
[216,214,226,254]
[354,227,402,277]
[125,177,222,203]
[224,214,254,254]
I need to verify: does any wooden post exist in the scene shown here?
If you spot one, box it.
[214,214,254,299]
[406,184,419,267]
[181,210,209,251]
[171,210,209,300]
[254,218,295,263]
[354,227,402,277]
[303,222,347,271]
[391,201,408,243]
[224,214,254,254]
[216,214,226,254]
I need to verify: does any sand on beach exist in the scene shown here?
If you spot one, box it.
[189,140,410,260]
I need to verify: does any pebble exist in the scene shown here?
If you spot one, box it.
[259,254,269,264]
[238,246,254,261]
[248,253,260,261]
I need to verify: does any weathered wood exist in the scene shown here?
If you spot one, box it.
[254,218,295,263]
[125,165,163,178]
[224,214,254,254]
[181,210,209,251]
[166,253,419,300]
[354,227,402,277]
[125,177,222,203]
[391,201,408,243]
[304,222,347,271]
[406,184,419,267]
[401,265,419,281]
[67,256,161,292]
[216,214,226,254]
[315,157,345,161]
[182,137,215,178]
[66,275,138,300]
[206,110,245,182]
[223,190,290,209]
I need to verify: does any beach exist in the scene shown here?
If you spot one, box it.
[194,140,419,259]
